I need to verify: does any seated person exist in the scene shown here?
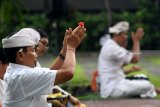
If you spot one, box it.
[98,21,160,98]
[91,65,144,92]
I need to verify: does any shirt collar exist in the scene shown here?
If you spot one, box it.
[8,63,31,69]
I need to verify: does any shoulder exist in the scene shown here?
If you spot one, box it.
[10,67,56,79]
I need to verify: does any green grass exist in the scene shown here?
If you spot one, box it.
[40,55,90,87]
[78,56,160,100]
[124,56,160,99]
[77,92,101,100]
[126,68,160,87]
[77,64,160,100]
[69,64,90,87]
[148,56,160,65]
[42,55,160,100]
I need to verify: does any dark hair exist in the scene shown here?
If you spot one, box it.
[0,48,8,64]
[109,33,114,38]
[34,28,49,39]
[109,32,123,38]
[4,47,27,63]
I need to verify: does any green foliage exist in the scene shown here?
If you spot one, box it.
[1,0,160,51]
[58,11,108,51]
[15,14,49,30]
[0,0,50,48]
[113,0,160,50]
[57,0,160,51]
[0,13,50,47]
[0,0,24,43]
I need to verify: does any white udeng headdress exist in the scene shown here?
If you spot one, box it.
[2,28,40,48]
[109,21,129,34]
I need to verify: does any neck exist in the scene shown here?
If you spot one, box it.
[112,37,120,45]
[0,74,4,80]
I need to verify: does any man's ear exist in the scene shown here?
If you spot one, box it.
[16,51,24,62]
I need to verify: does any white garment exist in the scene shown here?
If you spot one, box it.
[99,34,111,46]
[0,79,4,104]
[109,21,129,34]
[2,28,40,48]
[98,39,157,98]
[3,63,57,107]
[34,61,51,107]
[36,61,71,107]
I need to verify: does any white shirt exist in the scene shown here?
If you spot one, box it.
[3,63,57,107]
[98,39,133,98]
[34,61,51,107]
[99,34,111,46]
[0,79,4,104]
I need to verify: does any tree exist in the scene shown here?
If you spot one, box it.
[0,0,24,46]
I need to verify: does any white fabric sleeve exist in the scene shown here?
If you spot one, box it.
[112,46,133,64]
[21,67,57,97]
[0,80,4,104]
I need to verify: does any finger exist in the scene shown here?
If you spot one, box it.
[63,30,69,44]
[78,27,86,39]
[82,33,87,39]
[77,33,86,44]
[79,26,86,34]
[68,28,72,36]
[81,28,87,36]
[79,34,86,44]
[73,26,81,34]
[81,30,87,40]
[65,29,68,36]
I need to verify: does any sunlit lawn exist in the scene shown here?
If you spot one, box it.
[42,55,160,100]
[78,56,160,100]
[69,64,89,87]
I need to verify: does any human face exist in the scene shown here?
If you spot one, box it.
[37,37,49,57]
[18,46,38,68]
[117,32,128,48]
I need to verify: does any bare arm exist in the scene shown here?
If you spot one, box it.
[69,96,81,106]
[0,104,2,107]
[50,29,68,70]
[54,46,75,85]
[50,48,66,70]
[53,26,86,85]
[131,28,144,63]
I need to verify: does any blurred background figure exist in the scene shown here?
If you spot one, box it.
[98,21,160,98]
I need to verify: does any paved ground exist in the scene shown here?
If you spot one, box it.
[81,99,160,107]
[39,51,160,107]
